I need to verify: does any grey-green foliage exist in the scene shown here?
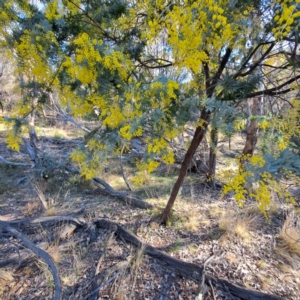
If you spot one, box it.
[218,72,261,101]
[246,149,300,184]
[203,96,239,133]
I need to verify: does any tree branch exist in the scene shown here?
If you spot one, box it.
[0,221,61,300]
[246,74,300,98]
[208,48,232,97]
[233,41,275,79]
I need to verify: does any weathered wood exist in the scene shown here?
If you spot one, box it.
[207,274,283,300]
[66,166,153,209]
[83,261,128,300]
[88,256,129,300]
[7,209,86,230]
[95,225,117,275]
[95,218,203,281]
[94,218,284,300]
[0,155,32,167]
[93,188,153,209]
[0,220,61,300]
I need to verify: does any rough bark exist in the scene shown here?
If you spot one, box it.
[207,128,218,188]
[161,109,211,223]
[241,97,261,164]
[7,209,85,230]
[161,47,233,223]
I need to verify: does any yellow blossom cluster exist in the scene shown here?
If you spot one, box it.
[45,0,60,21]
[223,170,250,206]
[267,99,300,153]
[5,130,23,152]
[259,119,269,130]
[249,155,265,168]
[87,139,107,151]
[120,125,143,141]
[272,0,300,39]
[233,118,247,131]
[160,0,247,73]
[70,149,103,180]
[15,31,53,83]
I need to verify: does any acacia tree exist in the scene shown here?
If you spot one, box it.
[0,0,299,223]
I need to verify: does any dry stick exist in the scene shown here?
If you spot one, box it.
[94,218,284,300]
[81,269,123,300]
[95,218,203,280]
[0,238,22,266]
[95,225,117,275]
[0,221,61,300]
[208,280,217,300]
[195,254,215,300]
[129,245,145,300]
[65,165,153,209]
[88,225,121,300]
[84,259,131,300]
[120,144,132,191]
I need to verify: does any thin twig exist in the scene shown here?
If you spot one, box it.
[209,279,217,300]
[120,144,132,191]
[95,226,117,274]
[81,270,123,300]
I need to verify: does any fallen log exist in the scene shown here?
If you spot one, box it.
[66,166,153,210]
[0,155,32,167]
[92,188,153,210]
[207,275,283,300]
[6,209,86,230]
[94,218,284,300]
[95,218,203,281]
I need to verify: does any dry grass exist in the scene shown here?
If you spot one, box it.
[184,213,199,231]
[128,246,145,299]
[257,272,271,290]
[23,201,40,217]
[226,252,238,263]
[32,181,48,210]
[219,212,262,242]
[46,207,56,216]
[47,244,61,264]
[279,212,300,256]
[278,263,300,285]
[209,203,225,218]
[0,124,7,133]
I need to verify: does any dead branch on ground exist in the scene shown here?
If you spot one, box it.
[0,220,61,300]
[0,155,32,167]
[66,165,153,209]
[94,218,284,300]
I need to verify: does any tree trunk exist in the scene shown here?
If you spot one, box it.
[160,47,232,224]
[161,109,210,224]
[207,128,218,188]
[241,97,261,164]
